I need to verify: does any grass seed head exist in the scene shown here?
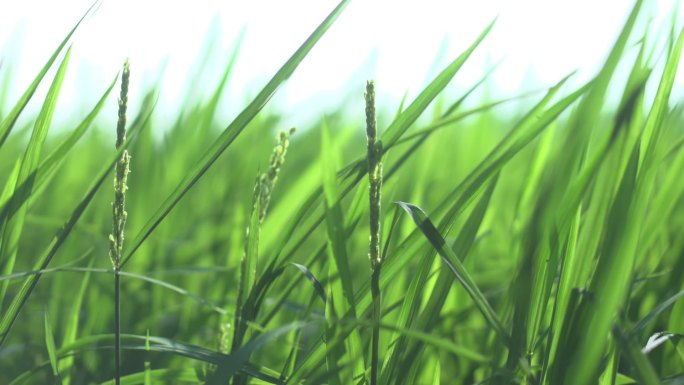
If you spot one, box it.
[109,59,131,270]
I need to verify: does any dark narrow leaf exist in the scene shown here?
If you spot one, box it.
[289,262,327,303]
[397,201,511,347]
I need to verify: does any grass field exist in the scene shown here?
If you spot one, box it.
[1,0,684,384]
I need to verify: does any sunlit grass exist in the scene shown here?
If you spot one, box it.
[1,0,684,384]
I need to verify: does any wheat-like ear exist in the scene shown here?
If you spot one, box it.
[366,80,382,270]
[226,127,295,370]
[110,59,131,271]
[109,59,130,385]
[259,127,295,223]
[365,80,383,385]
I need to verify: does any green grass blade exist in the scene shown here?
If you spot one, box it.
[120,0,352,268]
[0,74,118,223]
[631,290,684,336]
[380,19,495,150]
[0,47,71,305]
[321,121,358,317]
[44,309,62,384]
[38,74,119,182]
[0,1,97,146]
[289,262,327,303]
[640,27,684,166]
[321,121,365,382]
[60,258,94,385]
[0,160,21,228]
[558,143,641,385]
[382,176,499,385]
[232,179,262,353]
[397,202,512,346]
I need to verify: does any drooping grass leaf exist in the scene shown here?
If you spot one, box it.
[397,201,511,346]
[289,262,327,304]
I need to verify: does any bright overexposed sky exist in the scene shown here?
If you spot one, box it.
[1,0,682,130]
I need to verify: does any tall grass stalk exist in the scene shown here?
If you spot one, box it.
[229,128,293,385]
[365,80,383,385]
[108,59,131,385]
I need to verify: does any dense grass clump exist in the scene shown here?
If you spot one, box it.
[1,0,684,384]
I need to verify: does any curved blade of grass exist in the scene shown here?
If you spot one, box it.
[0,47,71,305]
[43,309,62,384]
[630,290,684,336]
[613,325,662,385]
[385,175,499,385]
[289,262,327,303]
[121,0,352,268]
[642,332,682,354]
[196,30,244,131]
[0,73,119,222]
[0,160,20,230]
[640,27,684,167]
[397,201,511,346]
[380,18,495,150]
[0,98,152,347]
[0,1,99,146]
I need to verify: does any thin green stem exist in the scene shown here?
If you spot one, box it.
[370,268,381,385]
[114,270,121,385]
[366,80,383,385]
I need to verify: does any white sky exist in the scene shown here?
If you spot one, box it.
[1,0,682,130]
